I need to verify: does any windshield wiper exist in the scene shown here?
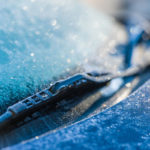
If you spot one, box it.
[0,61,149,130]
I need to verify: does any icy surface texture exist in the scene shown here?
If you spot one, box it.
[6,80,150,150]
[0,0,125,113]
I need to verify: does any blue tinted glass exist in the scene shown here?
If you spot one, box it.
[0,0,125,113]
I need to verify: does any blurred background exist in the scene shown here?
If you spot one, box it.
[83,0,150,21]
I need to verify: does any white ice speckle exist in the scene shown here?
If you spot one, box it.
[30,53,35,57]
[51,20,57,26]
[66,68,70,72]
[67,59,71,63]
[70,49,74,54]
[31,0,35,2]
[130,26,141,35]
[126,83,131,88]
[35,31,40,35]
[22,6,28,11]
[35,136,39,139]
[84,58,88,63]
[71,34,78,40]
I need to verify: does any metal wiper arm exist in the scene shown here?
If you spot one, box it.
[0,62,149,130]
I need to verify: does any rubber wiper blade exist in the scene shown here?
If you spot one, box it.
[0,63,149,130]
[0,73,110,130]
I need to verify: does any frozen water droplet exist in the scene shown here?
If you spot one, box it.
[35,136,39,139]
[67,59,71,63]
[66,68,70,72]
[70,49,74,54]
[31,0,35,2]
[84,58,88,63]
[30,53,35,57]
[126,83,131,88]
[51,20,57,26]
[35,31,40,35]
[22,6,28,11]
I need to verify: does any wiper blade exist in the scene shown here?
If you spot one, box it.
[0,63,149,130]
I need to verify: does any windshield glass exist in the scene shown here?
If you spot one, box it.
[0,0,126,114]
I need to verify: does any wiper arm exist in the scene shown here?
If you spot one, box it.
[0,62,149,130]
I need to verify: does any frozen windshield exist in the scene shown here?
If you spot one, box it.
[0,0,126,113]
